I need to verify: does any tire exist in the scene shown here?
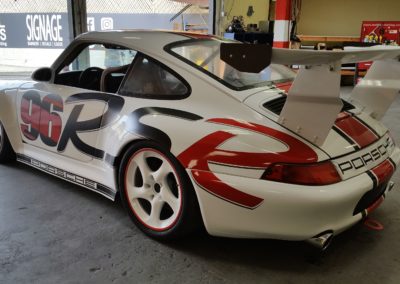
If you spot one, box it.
[119,141,202,240]
[0,122,16,163]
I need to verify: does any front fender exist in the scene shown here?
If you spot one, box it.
[0,80,28,152]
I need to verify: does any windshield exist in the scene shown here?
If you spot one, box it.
[168,39,296,90]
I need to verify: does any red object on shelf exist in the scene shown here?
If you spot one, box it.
[358,21,400,70]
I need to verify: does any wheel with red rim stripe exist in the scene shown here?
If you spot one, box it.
[119,141,202,239]
[0,122,15,163]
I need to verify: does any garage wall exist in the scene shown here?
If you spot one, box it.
[297,0,400,36]
[223,0,269,29]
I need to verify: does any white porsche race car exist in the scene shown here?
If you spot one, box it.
[1,31,400,249]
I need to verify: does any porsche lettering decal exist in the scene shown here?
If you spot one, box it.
[16,153,115,198]
[337,136,393,175]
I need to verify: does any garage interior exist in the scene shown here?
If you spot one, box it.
[1,0,400,283]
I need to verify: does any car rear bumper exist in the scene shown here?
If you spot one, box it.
[190,146,400,241]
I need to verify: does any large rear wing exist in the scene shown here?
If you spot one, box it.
[221,44,400,146]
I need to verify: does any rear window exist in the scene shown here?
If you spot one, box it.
[167,39,296,91]
[119,55,189,99]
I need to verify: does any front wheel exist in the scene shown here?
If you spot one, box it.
[0,122,16,163]
[119,141,201,240]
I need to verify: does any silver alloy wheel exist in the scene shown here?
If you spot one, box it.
[124,148,182,231]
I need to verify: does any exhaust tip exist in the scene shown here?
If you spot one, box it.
[307,231,334,251]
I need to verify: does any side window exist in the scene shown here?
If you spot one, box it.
[119,56,189,99]
[54,43,137,92]
[63,44,136,72]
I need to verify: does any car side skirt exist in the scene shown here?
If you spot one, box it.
[16,154,116,200]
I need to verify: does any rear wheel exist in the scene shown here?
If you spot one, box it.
[0,122,16,163]
[119,141,201,240]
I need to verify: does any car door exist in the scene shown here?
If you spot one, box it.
[16,43,133,162]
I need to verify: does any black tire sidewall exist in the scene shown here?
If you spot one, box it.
[0,122,16,163]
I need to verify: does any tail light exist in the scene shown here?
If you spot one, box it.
[262,161,341,186]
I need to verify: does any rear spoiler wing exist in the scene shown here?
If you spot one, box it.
[221,44,400,146]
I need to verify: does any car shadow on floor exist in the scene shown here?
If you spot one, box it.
[163,222,382,271]
[2,161,388,273]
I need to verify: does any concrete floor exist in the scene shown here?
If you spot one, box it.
[1,90,400,283]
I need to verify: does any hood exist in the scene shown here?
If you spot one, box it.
[243,89,388,159]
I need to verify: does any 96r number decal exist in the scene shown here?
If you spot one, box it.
[20,91,63,147]
[19,91,125,159]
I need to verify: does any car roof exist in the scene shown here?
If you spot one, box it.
[75,30,215,57]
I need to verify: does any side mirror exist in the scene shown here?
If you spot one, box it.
[31,67,53,82]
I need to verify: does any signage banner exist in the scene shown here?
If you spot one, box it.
[0,13,69,48]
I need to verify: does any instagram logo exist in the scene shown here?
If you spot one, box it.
[100,17,113,30]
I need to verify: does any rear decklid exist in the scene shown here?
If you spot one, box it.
[244,89,389,158]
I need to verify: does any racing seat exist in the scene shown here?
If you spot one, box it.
[100,65,130,93]
[78,67,104,91]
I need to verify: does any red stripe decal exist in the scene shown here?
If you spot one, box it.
[336,112,351,121]
[178,118,318,209]
[192,170,263,209]
[334,115,378,148]
[371,160,395,186]
[275,82,292,93]
[206,118,318,166]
